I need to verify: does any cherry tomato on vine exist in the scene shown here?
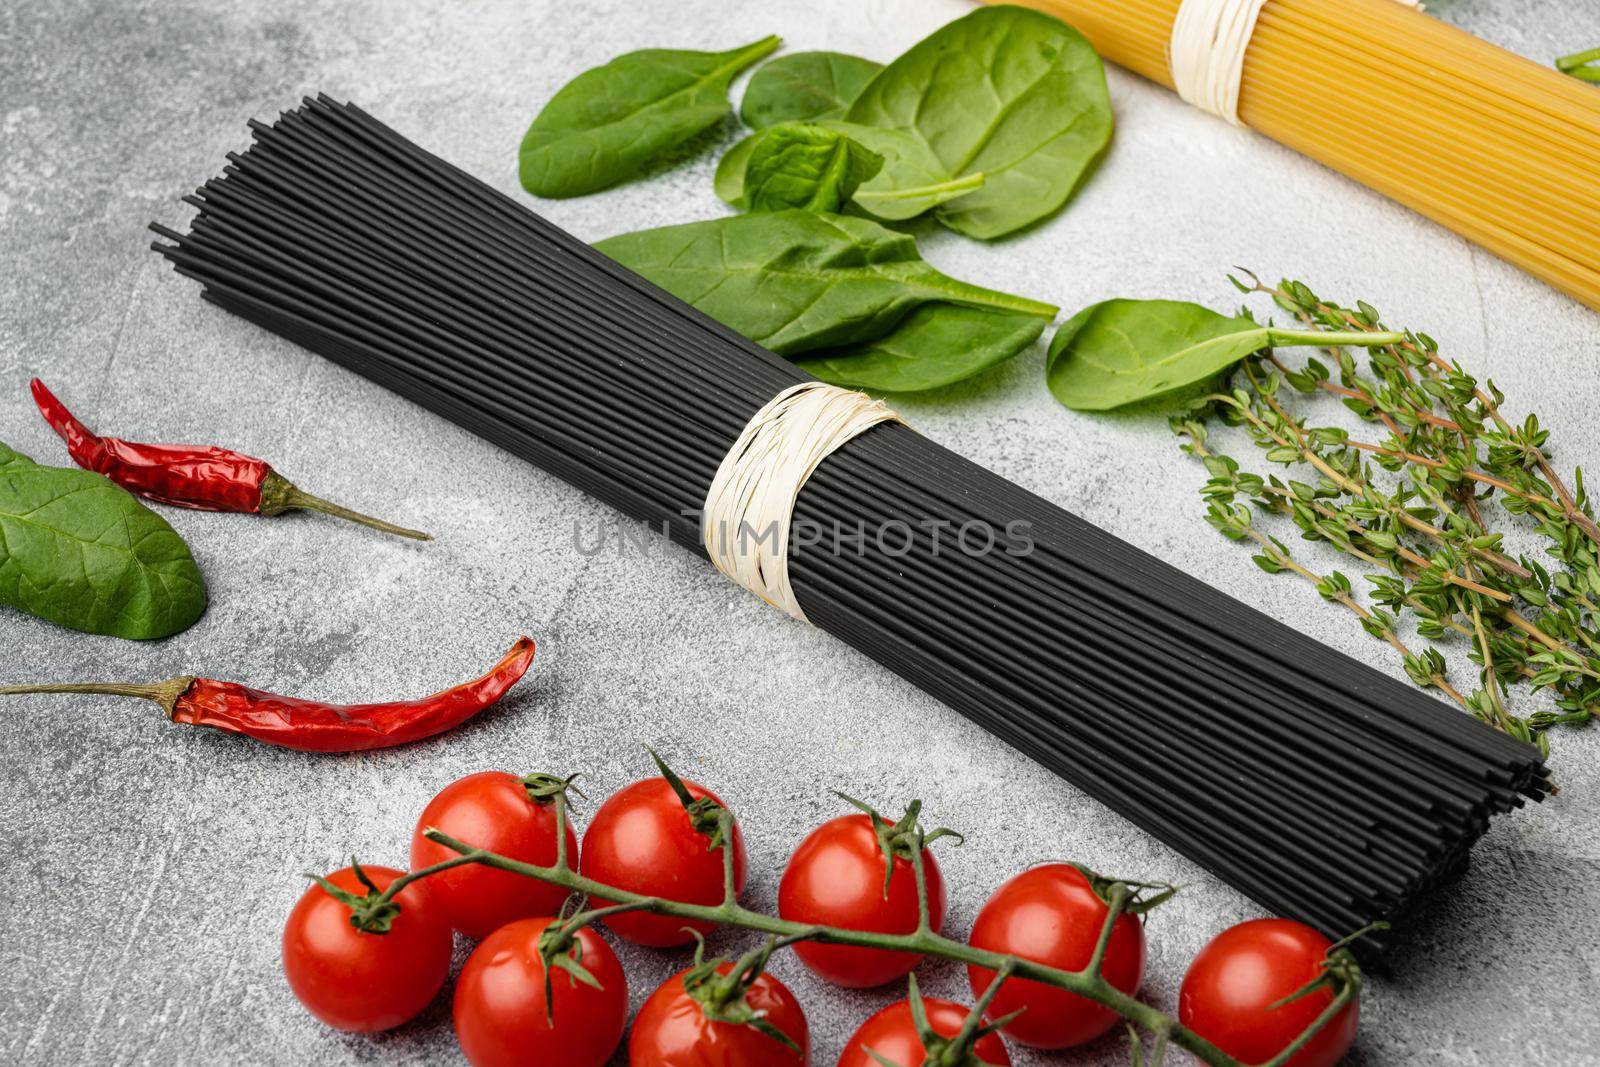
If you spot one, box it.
[1179,918,1359,1067]
[629,962,809,1067]
[779,804,948,988]
[453,916,628,1067]
[837,997,1011,1067]
[281,864,452,1033]
[579,756,747,947]
[966,863,1146,1049]
[409,770,580,939]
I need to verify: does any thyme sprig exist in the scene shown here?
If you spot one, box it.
[345,781,1372,1067]
[1174,275,1600,750]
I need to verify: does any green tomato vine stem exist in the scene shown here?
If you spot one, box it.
[346,788,1365,1067]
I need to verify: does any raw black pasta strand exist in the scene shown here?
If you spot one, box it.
[148,99,1548,948]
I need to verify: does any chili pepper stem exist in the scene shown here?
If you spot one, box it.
[258,471,431,541]
[0,678,194,717]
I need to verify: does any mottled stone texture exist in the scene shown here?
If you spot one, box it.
[2,0,1597,1063]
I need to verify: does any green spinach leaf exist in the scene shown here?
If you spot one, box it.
[845,7,1112,239]
[595,210,1057,354]
[715,121,983,220]
[520,35,780,198]
[796,303,1046,392]
[714,133,760,209]
[1047,299,1405,411]
[740,51,884,129]
[0,441,206,639]
[1048,300,1265,411]
[743,124,883,213]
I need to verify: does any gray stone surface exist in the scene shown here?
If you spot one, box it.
[2,0,1598,1063]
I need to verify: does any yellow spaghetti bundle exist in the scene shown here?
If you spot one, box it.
[996,0,1600,312]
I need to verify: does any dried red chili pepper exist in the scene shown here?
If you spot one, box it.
[30,378,429,540]
[0,637,534,752]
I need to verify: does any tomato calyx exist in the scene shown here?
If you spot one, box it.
[1066,862,1179,917]
[305,858,402,934]
[864,973,1020,1067]
[1269,920,1388,1013]
[649,747,731,851]
[534,910,627,1022]
[534,899,660,1021]
[521,770,585,807]
[677,932,805,1052]
[835,792,963,900]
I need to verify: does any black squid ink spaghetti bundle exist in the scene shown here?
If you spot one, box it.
[150,97,1549,948]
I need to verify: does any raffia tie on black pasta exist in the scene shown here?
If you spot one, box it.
[149,97,1550,951]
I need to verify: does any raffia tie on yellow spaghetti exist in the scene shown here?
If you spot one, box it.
[1169,0,1422,125]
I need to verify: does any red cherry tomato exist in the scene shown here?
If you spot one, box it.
[966,863,1146,1049]
[409,770,579,939]
[579,775,747,947]
[1179,918,1359,1067]
[453,916,628,1067]
[837,997,1011,1067]
[281,865,452,1033]
[778,813,946,988]
[629,963,809,1067]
